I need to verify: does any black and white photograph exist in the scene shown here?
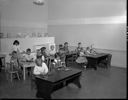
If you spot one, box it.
[0,0,126,99]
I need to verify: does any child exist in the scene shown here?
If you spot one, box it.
[10,51,22,78]
[85,46,96,55]
[52,53,61,68]
[75,42,83,54]
[40,47,48,59]
[23,48,35,75]
[24,48,35,62]
[33,58,48,75]
[49,44,56,56]
[36,49,45,61]
[76,49,88,69]
[85,46,91,54]
[63,42,69,54]
[10,51,19,70]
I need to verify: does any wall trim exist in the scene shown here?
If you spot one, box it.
[1,19,48,28]
[48,16,126,25]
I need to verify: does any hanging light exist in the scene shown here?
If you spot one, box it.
[33,0,45,5]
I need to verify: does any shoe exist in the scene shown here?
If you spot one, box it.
[83,66,86,69]
[28,72,30,76]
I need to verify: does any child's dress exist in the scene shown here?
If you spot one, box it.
[76,51,88,64]
[33,62,48,75]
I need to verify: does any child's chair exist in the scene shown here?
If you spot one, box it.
[5,62,20,82]
[60,55,66,67]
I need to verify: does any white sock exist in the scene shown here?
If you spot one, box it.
[84,65,86,68]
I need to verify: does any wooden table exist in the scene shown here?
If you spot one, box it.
[21,61,35,80]
[85,53,111,70]
[35,67,82,99]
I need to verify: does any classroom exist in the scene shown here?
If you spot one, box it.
[0,0,126,99]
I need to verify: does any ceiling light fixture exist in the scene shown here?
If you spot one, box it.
[33,0,45,5]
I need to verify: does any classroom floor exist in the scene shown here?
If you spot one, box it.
[0,63,126,99]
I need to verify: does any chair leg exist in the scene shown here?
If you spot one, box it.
[10,73,13,82]
[16,72,20,80]
[6,72,8,81]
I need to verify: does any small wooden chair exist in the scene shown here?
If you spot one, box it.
[45,56,55,72]
[5,62,20,82]
[60,55,66,67]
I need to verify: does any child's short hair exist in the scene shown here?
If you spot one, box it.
[13,40,20,45]
[12,51,17,55]
[26,48,31,52]
[86,47,90,50]
[64,42,68,45]
[59,44,63,48]
[40,47,46,51]
[78,42,81,45]
[55,53,59,58]
[35,58,43,66]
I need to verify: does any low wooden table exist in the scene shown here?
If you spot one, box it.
[85,53,111,70]
[35,67,82,99]
[21,61,35,80]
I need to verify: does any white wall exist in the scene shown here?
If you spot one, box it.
[0,0,48,37]
[48,0,126,19]
[48,24,126,51]
[0,37,55,53]
[48,0,126,68]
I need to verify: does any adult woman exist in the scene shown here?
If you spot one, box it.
[12,40,21,53]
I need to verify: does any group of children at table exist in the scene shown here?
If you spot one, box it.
[5,40,96,78]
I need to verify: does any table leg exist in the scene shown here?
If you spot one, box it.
[36,91,51,99]
[0,58,2,72]
[65,74,82,88]
[72,76,81,88]
[35,78,53,99]
[87,58,98,70]
[23,67,26,80]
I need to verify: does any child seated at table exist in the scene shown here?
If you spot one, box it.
[85,46,97,55]
[52,53,61,68]
[23,48,35,75]
[24,48,35,62]
[33,57,48,75]
[63,42,69,54]
[76,48,88,69]
[36,49,45,61]
[48,44,56,56]
[75,42,83,53]
[40,47,48,59]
